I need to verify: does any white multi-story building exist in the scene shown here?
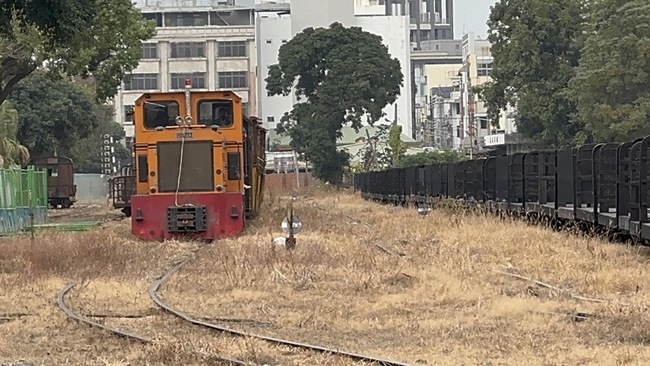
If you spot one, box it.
[256,0,413,139]
[114,0,257,140]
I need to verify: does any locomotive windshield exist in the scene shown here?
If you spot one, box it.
[143,101,180,129]
[199,99,233,127]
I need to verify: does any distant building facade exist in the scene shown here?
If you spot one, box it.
[458,31,517,155]
[114,0,257,143]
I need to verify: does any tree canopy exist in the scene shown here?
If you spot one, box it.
[570,0,650,142]
[478,0,650,147]
[266,22,404,185]
[397,150,465,168]
[476,0,587,148]
[9,71,129,171]
[0,0,155,106]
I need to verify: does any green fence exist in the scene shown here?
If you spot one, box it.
[0,166,48,234]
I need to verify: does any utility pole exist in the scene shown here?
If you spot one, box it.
[293,150,300,189]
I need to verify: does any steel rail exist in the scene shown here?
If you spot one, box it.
[56,282,152,343]
[56,281,250,366]
[149,259,413,366]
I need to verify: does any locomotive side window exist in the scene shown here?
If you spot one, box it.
[143,101,179,129]
[199,99,233,127]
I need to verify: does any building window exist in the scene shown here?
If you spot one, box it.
[267,116,275,123]
[170,73,207,89]
[170,42,205,58]
[217,41,247,57]
[478,116,488,129]
[477,62,493,77]
[217,71,247,88]
[143,13,162,27]
[124,105,134,123]
[123,73,158,90]
[140,43,157,59]
[164,12,208,27]
[266,39,272,44]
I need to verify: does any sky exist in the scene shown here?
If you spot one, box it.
[453,0,498,39]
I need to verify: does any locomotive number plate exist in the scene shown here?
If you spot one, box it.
[176,132,193,139]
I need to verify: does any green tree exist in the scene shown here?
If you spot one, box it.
[10,71,100,160]
[397,150,466,168]
[388,124,407,167]
[0,0,155,105]
[266,22,404,185]
[569,0,650,142]
[68,104,131,173]
[349,125,394,172]
[0,100,29,167]
[476,0,587,148]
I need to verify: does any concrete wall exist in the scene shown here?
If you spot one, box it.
[256,13,293,130]
[291,0,355,36]
[265,172,318,194]
[74,174,109,201]
[424,63,461,89]
[355,15,413,137]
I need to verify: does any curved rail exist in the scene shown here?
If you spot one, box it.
[149,259,412,366]
[56,282,152,342]
[57,281,250,366]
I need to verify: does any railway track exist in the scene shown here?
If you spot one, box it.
[56,281,249,365]
[57,250,413,366]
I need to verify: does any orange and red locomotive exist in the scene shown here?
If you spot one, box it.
[120,82,266,241]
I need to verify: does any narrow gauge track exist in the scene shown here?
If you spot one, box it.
[150,257,413,366]
[56,281,249,365]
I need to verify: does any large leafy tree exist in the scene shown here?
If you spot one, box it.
[68,103,131,173]
[476,0,587,148]
[0,0,155,105]
[9,71,127,169]
[570,0,650,142]
[266,22,404,185]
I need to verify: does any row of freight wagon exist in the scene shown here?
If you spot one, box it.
[354,135,650,242]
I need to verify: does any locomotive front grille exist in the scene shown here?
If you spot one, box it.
[167,205,207,233]
[157,141,214,192]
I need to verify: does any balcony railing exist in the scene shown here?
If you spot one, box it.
[410,12,449,25]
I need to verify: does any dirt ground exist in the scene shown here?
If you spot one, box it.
[2,190,650,365]
[46,200,124,224]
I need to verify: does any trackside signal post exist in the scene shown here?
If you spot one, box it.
[281,196,302,250]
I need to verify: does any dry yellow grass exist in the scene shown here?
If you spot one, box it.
[163,191,650,365]
[2,189,650,365]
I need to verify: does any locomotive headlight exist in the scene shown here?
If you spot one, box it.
[175,116,183,126]
[184,116,193,126]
